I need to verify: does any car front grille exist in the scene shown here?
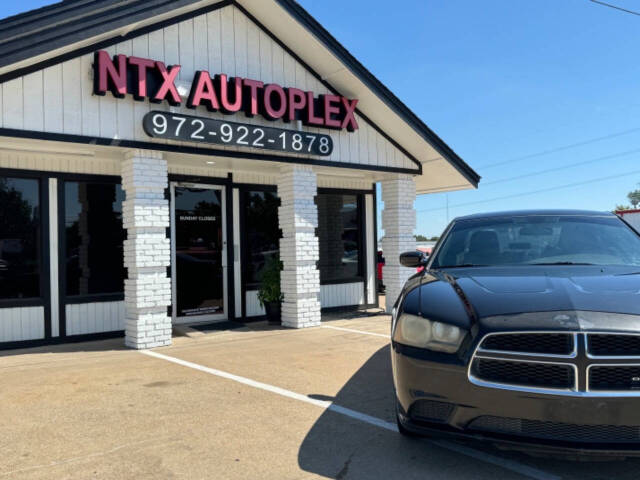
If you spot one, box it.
[589,366,640,391]
[588,334,640,357]
[470,332,640,394]
[480,333,573,355]
[468,416,640,443]
[472,358,575,389]
[408,400,455,423]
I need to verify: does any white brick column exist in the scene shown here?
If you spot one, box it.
[278,165,321,328]
[121,150,172,349]
[381,175,417,313]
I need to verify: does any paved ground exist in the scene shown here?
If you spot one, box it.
[2,313,640,479]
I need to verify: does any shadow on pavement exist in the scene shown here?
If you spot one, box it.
[298,345,640,480]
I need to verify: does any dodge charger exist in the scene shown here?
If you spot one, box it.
[392,210,640,455]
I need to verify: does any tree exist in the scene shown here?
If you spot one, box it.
[415,234,428,242]
[615,205,631,212]
[628,189,640,209]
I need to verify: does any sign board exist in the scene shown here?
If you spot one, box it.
[94,50,359,133]
[143,111,334,156]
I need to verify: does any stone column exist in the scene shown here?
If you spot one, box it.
[278,165,321,328]
[121,150,172,349]
[381,175,417,313]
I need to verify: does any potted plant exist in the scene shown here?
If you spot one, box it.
[257,255,283,325]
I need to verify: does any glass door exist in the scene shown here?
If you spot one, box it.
[170,183,227,324]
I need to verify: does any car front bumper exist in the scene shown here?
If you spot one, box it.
[392,343,640,455]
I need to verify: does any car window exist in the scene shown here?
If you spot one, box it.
[432,215,640,268]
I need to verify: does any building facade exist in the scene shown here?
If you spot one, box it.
[0,0,479,349]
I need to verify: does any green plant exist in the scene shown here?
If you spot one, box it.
[257,255,283,307]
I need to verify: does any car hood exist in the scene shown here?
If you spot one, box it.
[403,266,640,327]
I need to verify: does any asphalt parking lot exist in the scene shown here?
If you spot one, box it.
[2,314,640,479]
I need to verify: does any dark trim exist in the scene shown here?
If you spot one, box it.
[57,176,66,337]
[0,169,50,337]
[41,177,52,339]
[317,187,374,195]
[320,304,365,314]
[0,330,124,352]
[239,187,247,320]
[273,0,479,186]
[232,182,277,192]
[0,128,419,175]
[226,173,235,321]
[0,298,44,308]
[317,190,366,285]
[372,183,380,309]
[169,174,231,186]
[0,1,232,80]
[64,293,125,305]
[320,277,365,286]
[57,174,125,338]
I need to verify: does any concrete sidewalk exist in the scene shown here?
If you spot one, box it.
[1,315,639,479]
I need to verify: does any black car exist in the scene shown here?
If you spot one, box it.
[391,210,640,455]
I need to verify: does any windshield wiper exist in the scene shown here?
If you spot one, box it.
[529,262,595,266]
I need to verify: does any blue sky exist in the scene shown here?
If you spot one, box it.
[4,1,640,238]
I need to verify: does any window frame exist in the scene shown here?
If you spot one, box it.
[317,188,367,286]
[58,173,125,305]
[0,168,49,310]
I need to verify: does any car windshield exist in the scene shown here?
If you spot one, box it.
[432,215,640,268]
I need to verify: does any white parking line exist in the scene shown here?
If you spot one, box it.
[141,349,560,480]
[321,325,390,338]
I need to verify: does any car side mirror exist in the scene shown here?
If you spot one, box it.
[399,251,428,268]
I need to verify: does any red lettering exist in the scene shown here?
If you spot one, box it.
[154,62,182,106]
[305,91,324,126]
[286,88,306,122]
[243,79,264,116]
[341,98,359,131]
[128,56,155,100]
[188,71,220,111]
[95,51,127,98]
[263,84,287,120]
[323,95,342,129]
[217,74,243,113]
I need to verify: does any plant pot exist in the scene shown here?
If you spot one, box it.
[264,301,282,325]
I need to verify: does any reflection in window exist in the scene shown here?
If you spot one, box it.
[0,177,41,299]
[243,190,280,288]
[64,182,125,296]
[317,193,363,283]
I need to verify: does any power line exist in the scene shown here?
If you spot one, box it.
[482,148,640,186]
[418,168,640,213]
[590,0,640,17]
[476,127,640,170]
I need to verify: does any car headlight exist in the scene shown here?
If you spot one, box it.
[393,314,466,353]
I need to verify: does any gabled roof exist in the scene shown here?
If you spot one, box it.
[0,0,480,190]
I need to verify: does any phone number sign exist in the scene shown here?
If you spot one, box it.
[143,111,334,156]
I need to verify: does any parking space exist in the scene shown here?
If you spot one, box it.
[2,316,640,479]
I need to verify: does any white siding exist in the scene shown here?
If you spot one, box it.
[245,290,265,317]
[320,282,365,309]
[0,307,45,343]
[65,301,125,336]
[1,5,416,172]
[0,151,120,175]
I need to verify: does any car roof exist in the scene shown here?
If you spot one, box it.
[454,209,617,222]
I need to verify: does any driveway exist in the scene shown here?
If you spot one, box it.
[1,314,639,479]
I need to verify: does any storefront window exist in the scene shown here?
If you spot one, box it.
[0,177,41,300]
[317,193,363,283]
[243,190,280,288]
[64,181,125,297]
